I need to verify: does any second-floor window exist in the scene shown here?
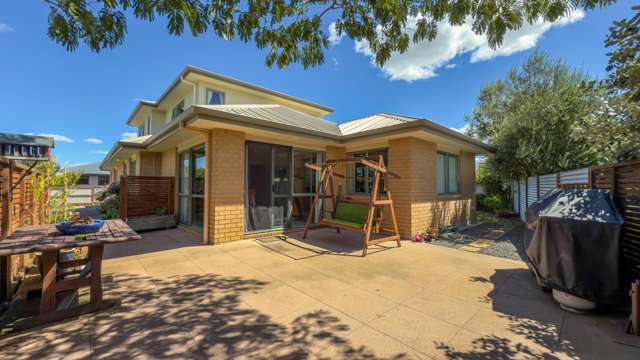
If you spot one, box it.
[206,89,225,105]
[137,126,145,136]
[172,99,185,120]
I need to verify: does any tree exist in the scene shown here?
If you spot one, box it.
[467,51,638,184]
[44,0,615,68]
[605,5,640,101]
[29,160,81,223]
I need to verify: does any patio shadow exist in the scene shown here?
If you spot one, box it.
[0,271,412,359]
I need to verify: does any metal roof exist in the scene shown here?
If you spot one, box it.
[67,162,110,175]
[338,113,419,135]
[197,104,342,136]
[0,133,54,147]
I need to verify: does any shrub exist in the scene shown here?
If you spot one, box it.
[98,193,120,219]
[477,194,503,212]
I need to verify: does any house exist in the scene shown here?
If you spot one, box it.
[101,66,494,243]
[67,162,110,186]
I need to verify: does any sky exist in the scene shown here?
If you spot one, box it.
[0,2,634,166]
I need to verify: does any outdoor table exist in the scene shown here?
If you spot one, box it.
[0,219,141,330]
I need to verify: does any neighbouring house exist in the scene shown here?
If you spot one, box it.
[67,162,110,186]
[100,66,494,243]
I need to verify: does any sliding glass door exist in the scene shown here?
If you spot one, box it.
[245,142,292,232]
[177,145,205,231]
[245,142,323,232]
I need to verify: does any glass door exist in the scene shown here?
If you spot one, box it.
[177,146,205,231]
[177,151,190,225]
[292,150,322,227]
[191,147,205,229]
[245,142,292,231]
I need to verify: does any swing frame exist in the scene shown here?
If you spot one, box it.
[302,155,401,256]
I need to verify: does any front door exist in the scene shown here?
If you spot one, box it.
[245,142,292,232]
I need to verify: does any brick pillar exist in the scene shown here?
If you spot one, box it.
[208,129,245,244]
[388,137,437,238]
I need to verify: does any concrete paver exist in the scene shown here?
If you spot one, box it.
[0,227,638,359]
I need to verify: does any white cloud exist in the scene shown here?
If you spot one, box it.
[121,132,137,139]
[445,63,456,69]
[0,23,13,33]
[332,57,339,66]
[451,124,469,134]
[26,133,74,143]
[83,138,103,144]
[355,10,584,82]
[90,150,109,155]
[328,22,344,45]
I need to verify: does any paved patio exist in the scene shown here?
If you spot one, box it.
[1,228,639,359]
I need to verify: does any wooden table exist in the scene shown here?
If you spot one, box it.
[0,220,141,329]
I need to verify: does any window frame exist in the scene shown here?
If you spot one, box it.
[437,151,461,195]
[171,99,185,120]
[346,148,388,195]
[205,88,226,105]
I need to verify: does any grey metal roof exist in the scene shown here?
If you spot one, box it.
[338,113,419,135]
[0,133,55,147]
[67,162,110,175]
[198,104,342,136]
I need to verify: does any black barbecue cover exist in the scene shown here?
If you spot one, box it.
[524,189,624,304]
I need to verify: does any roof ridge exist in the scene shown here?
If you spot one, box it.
[338,112,415,127]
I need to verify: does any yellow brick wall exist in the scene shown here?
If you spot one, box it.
[138,151,162,176]
[387,137,476,238]
[208,129,245,243]
[159,148,176,177]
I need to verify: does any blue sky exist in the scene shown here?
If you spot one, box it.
[0,2,634,166]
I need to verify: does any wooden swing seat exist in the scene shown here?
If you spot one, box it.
[302,156,401,256]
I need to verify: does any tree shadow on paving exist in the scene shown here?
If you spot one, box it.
[0,272,412,359]
[435,268,574,360]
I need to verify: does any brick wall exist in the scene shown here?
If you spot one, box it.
[387,137,475,238]
[208,129,245,243]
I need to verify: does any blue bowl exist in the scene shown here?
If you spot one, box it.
[56,220,105,235]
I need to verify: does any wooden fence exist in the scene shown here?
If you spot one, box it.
[1,159,47,300]
[591,159,640,284]
[513,158,640,285]
[119,176,175,220]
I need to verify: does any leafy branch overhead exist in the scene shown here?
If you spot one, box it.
[45,0,615,68]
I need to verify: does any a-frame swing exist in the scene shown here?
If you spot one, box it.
[302,155,401,256]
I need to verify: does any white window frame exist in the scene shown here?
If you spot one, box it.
[171,99,185,120]
[205,88,225,105]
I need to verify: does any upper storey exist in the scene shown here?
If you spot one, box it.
[126,66,334,136]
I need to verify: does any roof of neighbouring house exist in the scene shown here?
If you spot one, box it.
[0,132,55,160]
[0,133,55,147]
[67,162,110,175]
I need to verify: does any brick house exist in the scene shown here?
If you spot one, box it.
[101,66,494,243]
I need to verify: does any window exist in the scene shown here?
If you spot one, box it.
[77,175,90,185]
[171,99,185,120]
[137,126,145,136]
[98,175,110,186]
[437,152,459,194]
[129,159,137,176]
[206,89,225,105]
[347,149,388,194]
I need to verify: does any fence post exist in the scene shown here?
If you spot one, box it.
[168,177,175,215]
[19,172,26,227]
[1,165,12,239]
[119,176,128,221]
